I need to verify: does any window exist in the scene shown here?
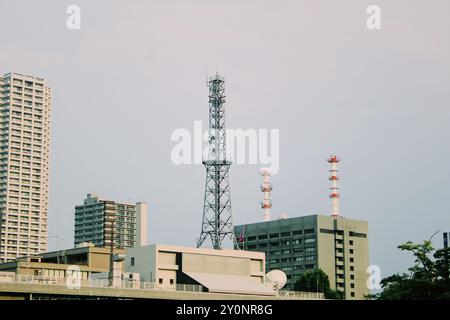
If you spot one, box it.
[269,233,279,239]
[350,266,354,271]
[131,257,135,266]
[292,230,303,236]
[350,292,355,297]
[170,279,174,285]
[281,232,291,237]
[349,231,366,238]
[349,249,354,254]
[350,258,354,263]
[159,278,163,284]
[350,275,355,280]
[350,283,355,288]
[320,228,334,234]
[258,235,268,240]
[304,229,315,235]
[349,240,354,246]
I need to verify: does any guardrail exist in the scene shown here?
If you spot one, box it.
[1,274,203,293]
[278,290,325,299]
[1,273,324,298]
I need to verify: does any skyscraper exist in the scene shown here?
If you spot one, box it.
[0,72,51,262]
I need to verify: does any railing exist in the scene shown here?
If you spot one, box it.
[2,273,323,298]
[1,273,203,293]
[278,290,325,299]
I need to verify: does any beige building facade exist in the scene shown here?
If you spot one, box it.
[125,244,275,296]
[0,245,125,280]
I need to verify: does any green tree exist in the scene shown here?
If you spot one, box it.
[370,239,450,300]
[294,269,343,299]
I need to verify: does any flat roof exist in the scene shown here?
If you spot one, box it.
[234,214,368,228]
[185,272,276,296]
[132,244,265,260]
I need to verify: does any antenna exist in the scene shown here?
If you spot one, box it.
[197,74,236,249]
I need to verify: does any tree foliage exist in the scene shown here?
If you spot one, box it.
[370,239,450,300]
[294,268,344,299]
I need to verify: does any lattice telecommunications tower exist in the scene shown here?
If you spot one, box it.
[197,74,236,249]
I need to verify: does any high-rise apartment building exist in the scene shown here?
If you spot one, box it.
[0,72,51,262]
[74,193,148,249]
[234,214,369,299]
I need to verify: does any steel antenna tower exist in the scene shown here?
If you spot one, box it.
[197,74,236,249]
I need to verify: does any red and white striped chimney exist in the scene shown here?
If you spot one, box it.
[327,155,340,217]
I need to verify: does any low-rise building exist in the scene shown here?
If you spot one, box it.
[0,245,125,281]
[125,244,276,296]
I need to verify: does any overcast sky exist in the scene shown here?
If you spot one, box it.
[1,0,449,278]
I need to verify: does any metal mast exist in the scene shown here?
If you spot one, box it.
[197,74,236,249]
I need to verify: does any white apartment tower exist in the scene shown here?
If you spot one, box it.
[0,72,51,262]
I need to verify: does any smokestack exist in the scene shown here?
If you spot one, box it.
[327,155,340,217]
[260,168,272,222]
[136,202,148,246]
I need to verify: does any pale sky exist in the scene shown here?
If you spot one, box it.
[1,0,449,278]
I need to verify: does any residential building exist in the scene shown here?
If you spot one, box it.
[74,193,148,249]
[0,72,51,262]
[234,214,369,299]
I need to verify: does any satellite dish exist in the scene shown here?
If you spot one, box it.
[113,253,126,262]
[265,270,287,291]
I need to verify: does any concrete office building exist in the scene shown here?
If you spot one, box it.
[0,72,51,262]
[125,244,276,296]
[234,214,369,299]
[74,193,148,249]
